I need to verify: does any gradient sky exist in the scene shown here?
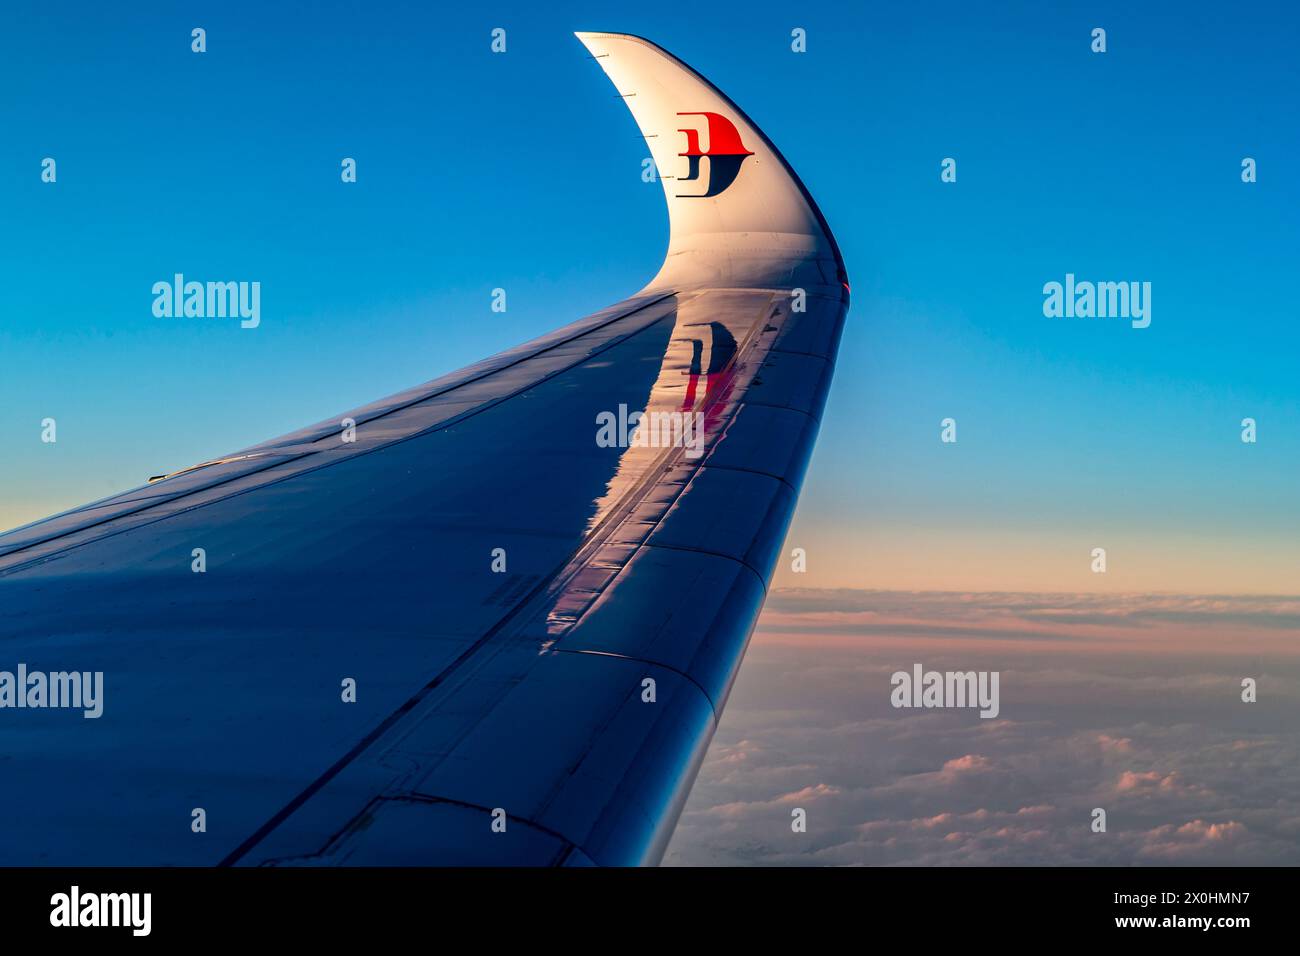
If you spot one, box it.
[2,1,1297,594]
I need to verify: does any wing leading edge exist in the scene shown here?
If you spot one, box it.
[0,33,848,866]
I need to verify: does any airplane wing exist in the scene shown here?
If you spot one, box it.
[0,31,848,866]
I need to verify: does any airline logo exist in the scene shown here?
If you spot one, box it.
[675,111,754,198]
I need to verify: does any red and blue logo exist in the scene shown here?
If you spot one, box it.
[675,111,754,198]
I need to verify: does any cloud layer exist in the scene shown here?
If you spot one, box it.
[664,589,1300,866]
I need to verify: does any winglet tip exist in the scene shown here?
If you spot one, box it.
[575,30,648,48]
[573,31,601,54]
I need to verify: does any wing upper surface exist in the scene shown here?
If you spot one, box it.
[0,33,848,866]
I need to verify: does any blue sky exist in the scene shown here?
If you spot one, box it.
[3,0,1297,591]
